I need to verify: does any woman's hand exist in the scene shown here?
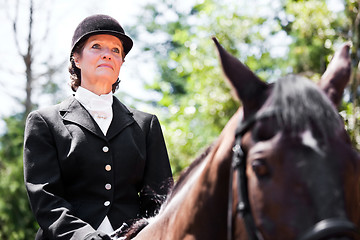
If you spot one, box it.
[84,231,111,240]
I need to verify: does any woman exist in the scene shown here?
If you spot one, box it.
[23,14,173,240]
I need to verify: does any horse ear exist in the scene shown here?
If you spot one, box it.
[319,43,352,108]
[212,37,268,117]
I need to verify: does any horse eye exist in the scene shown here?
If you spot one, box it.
[251,159,270,178]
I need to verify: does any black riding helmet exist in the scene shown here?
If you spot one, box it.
[70,14,133,60]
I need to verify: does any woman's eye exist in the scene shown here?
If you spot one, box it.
[91,44,100,49]
[112,48,120,54]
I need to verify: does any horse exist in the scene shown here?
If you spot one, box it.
[112,38,360,240]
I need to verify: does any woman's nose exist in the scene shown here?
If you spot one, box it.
[102,55,111,60]
[101,48,112,60]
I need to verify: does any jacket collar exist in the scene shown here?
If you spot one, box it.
[59,96,135,140]
[107,97,135,140]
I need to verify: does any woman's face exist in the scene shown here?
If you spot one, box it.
[73,34,124,94]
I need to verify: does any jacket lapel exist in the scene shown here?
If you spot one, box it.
[59,96,105,139]
[106,97,135,140]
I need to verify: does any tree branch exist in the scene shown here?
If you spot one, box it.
[5,0,24,57]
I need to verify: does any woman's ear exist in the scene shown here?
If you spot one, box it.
[73,54,81,69]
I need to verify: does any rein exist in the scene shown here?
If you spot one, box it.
[227,109,359,240]
[228,109,276,240]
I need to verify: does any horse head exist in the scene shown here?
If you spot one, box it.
[213,37,360,240]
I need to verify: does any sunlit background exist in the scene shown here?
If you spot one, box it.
[1,0,359,239]
[0,0,163,118]
[0,0,344,117]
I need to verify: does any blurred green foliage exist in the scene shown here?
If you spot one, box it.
[0,114,38,239]
[134,0,360,177]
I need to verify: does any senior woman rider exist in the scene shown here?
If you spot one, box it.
[23,14,173,240]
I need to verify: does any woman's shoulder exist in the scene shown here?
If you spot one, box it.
[131,108,155,121]
[113,97,156,121]
[26,96,75,121]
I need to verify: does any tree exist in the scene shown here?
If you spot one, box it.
[0,0,65,238]
[3,0,66,117]
[133,0,298,175]
[0,114,37,240]
[279,0,360,149]
[134,0,360,177]
[344,0,360,148]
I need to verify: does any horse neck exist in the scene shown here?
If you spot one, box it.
[133,109,243,240]
[164,109,243,239]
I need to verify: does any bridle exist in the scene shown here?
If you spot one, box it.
[227,109,359,240]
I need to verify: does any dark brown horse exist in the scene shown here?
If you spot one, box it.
[114,38,360,240]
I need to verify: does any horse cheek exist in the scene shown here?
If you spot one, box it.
[247,170,266,229]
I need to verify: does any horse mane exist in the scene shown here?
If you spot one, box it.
[121,144,214,239]
[266,75,343,140]
[120,218,149,239]
[164,144,214,205]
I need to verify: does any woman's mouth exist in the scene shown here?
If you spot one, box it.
[98,64,113,70]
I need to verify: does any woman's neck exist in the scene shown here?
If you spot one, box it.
[80,82,112,96]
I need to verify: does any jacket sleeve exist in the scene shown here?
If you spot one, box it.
[139,115,173,218]
[23,111,95,239]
